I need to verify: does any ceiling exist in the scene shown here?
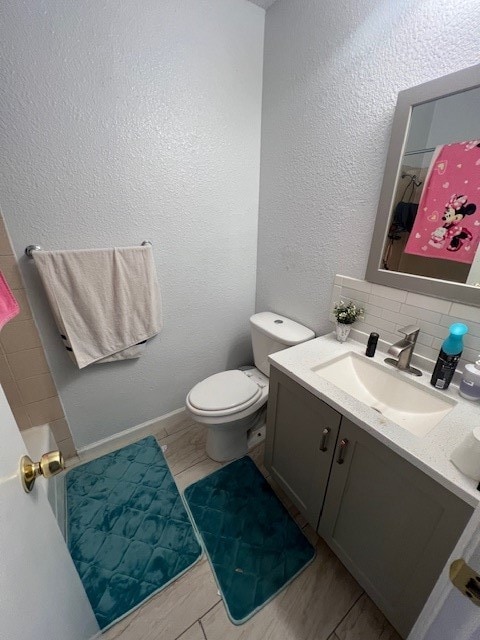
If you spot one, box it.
[248,0,277,9]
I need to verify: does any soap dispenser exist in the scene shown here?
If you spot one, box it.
[459,356,480,401]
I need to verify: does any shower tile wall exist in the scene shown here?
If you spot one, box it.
[0,214,76,457]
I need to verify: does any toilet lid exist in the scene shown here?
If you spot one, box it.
[188,370,261,412]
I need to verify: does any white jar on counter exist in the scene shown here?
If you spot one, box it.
[451,427,480,480]
[459,356,480,401]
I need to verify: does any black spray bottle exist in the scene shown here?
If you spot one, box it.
[430,323,468,390]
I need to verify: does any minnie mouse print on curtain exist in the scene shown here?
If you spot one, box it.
[404,140,480,264]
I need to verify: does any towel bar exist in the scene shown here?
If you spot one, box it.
[25,241,152,259]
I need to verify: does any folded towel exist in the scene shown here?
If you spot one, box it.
[33,246,162,368]
[0,272,19,330]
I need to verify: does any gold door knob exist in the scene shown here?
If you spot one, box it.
[20,450,65,493]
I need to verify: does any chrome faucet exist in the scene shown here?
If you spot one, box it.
[385,325,422,377]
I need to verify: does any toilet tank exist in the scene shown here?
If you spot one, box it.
[250,312,315,376]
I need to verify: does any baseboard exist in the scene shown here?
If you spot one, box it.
[76,407,187,459]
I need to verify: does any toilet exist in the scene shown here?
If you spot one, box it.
[186,311,315,462]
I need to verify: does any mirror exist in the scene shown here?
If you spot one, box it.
[366,64,480,306]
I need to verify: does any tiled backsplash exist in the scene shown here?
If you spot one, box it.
[0,215,76,457]
[330,274,480,377]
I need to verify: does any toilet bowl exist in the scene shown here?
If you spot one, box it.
[186,367,268,461]
[186,312,315,462]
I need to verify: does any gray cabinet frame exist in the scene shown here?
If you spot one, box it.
[265,366,474,638]
[318,416,473,637]
[265,366,341,528]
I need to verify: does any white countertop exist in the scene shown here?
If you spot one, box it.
[269,333,480,508]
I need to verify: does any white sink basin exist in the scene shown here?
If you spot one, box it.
[312,352,456,437]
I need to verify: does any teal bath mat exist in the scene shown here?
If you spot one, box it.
[184,456,315,624]
[66,436,202,630]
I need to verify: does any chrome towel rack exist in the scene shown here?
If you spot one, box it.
[25,241,153,259]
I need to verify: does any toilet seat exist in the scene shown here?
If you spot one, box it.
[187,370,262,417]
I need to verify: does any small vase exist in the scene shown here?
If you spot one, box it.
[335,322,352,343]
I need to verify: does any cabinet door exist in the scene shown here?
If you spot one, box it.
[318,417,473,638]
[265,367,341,528]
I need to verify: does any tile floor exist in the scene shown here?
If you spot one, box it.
[69,413,402,640]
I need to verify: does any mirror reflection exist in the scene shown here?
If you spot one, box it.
[382,87,480,286]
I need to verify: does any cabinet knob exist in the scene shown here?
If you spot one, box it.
[320,427,331,452]
[337,438,349,464]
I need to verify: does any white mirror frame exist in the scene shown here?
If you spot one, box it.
[366,64,480,307]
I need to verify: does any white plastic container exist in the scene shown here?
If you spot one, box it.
[459,356,480,401]
[451,427,480,480]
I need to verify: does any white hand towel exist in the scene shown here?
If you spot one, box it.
[33,245,162,368]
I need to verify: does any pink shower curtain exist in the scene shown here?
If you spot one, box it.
[404,140,480,264]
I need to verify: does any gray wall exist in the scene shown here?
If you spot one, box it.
[0,0,265,448]
[256,0,480,334]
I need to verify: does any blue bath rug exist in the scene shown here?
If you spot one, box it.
[184,456,315,624]
[66,436,202,630]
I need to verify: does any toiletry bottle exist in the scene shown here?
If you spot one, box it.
[459,356,480,401]
[366,332,379,357]
[430,323,468,390]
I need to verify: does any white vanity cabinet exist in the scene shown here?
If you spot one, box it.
[265,365,474,639]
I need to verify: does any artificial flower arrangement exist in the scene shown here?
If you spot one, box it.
[333,300,364,324]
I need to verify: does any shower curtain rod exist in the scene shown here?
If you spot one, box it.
[403,147,435,157]
[24,241,153,259]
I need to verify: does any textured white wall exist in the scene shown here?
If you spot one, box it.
[256,0,480,334]
[0,0,264,448]
[249,0,277,9]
